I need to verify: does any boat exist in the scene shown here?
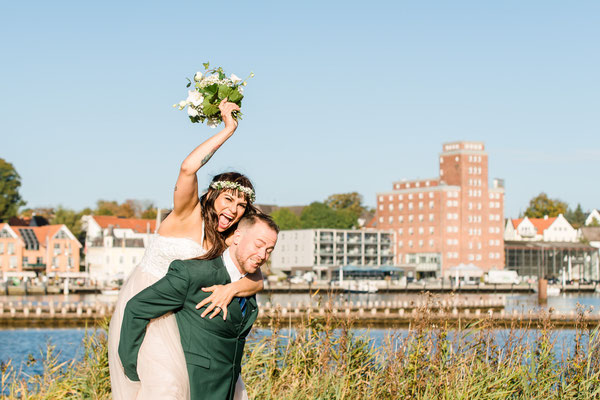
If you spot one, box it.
[547,286,561,296]
[345,281,378,294]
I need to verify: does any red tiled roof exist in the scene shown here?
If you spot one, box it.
[92,215,156,234]
[513,217,558,234]
[22,225,62,245]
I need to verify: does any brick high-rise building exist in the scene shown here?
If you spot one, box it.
[375,141,505,277]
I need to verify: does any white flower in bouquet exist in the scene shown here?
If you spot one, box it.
[207,117,219,128]
[187,106,199,117]
[175,62,253,127]
[186,90,203,107]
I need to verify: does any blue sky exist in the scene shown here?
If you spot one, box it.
[2,0,599,218]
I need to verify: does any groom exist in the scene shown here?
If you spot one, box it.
[118,213,278,400]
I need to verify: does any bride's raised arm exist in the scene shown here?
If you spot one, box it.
[173,100,241,218]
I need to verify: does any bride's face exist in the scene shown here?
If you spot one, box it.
[213,190,248,232]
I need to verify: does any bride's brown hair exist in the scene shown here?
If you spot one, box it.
[199,172,258,260]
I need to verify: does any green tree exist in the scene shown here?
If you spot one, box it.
[51,206,84,240]
[589,217,600,227]
[325,192,368,218]
[300,202,357,229]
[522,193,568,219]
[271,208,302,230]
[565,204,586,228]
[141,204,157,220]
[0,158,26,221]
[95,200,135,218]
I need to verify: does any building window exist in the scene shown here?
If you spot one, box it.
[429,214,434,222]
[8,243,14,255]
[0,243,3,254]
[418,240,423,247]
[398,228,403,235]
[398,216,404,223]
[429,227,434,234]
[418,193,423,199]
[408,215,413,223]
[10,256,17,269]
[429,239,434,247]
[398,194,403,200]
[389,195,393,201]
[379,204,383,211]
[418,214,424,222]
[379,217,383,223]
[418,202,423,209]
[408,203,413,210]
[54,243,61,255]
[418,227,424,234]
[408,240,413,248]
[388,216,393,224]
[399,203,404,210]
[398,241,403,248]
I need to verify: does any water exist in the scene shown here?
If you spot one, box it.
[0,328,89,376]
[2,292,599,378]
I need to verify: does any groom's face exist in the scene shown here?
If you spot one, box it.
[233,221,278,274]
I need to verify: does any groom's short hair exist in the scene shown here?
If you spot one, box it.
[238,212,279,234]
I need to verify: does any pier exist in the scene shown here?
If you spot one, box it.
[0,297,597,328]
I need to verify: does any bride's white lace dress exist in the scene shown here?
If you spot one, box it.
[108,234,248,400]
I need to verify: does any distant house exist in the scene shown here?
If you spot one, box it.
[585,209,600,226]
[82,215,157,282]
[504,214,577,242]
[0,223,81,277]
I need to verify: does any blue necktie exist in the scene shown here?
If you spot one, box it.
[238,297,247,316]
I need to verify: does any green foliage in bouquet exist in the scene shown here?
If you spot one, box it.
[175,62,253,127]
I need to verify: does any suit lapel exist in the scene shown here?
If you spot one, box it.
[240,296,258,333]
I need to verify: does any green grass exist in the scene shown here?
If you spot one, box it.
[3,301,600,399]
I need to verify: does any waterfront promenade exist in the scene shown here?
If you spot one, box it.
[0,294,597,328]
[4,281,599,296]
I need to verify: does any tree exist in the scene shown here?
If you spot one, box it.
[522,193,568,219]
[271,208,302,230]
[141,204,158,220]
[95,200,135,218]
[51,206,84,240]
[0,158,26,221]
[300,202,357,229]
[325,192,368,218]
[565,204,586,228]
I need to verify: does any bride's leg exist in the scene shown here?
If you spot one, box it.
[233,375,249,400]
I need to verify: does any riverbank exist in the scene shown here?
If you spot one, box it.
[3,310,600,399]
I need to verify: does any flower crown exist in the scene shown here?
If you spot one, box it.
[210,180,256,202]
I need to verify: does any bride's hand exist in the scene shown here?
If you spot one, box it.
[195,284,236,320]
[219,98,240,131]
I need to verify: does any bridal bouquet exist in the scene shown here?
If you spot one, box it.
[174,62,253,127]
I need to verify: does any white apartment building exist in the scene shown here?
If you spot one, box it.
[269,228,395,279]
[82,215,157,283]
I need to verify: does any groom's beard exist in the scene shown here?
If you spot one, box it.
[234,250,262,275]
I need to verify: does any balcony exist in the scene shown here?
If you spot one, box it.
[319,234,334,243]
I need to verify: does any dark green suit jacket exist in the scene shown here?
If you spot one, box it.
[118,257,258,400]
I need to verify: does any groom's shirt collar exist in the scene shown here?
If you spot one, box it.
[222,248,246,282]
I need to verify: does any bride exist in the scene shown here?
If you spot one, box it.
[108,99,261,400]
